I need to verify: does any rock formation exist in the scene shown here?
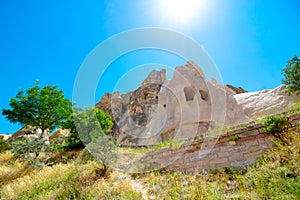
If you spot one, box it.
[96,61,250,146]
[234,86,300,119]
[226,84,247,94]
[0,134,11,140]
[208,79,247,95]
[8,125,50,143]
[49,129,71,140]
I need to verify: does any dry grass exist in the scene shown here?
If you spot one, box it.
[0,152,34,187]
[0,159,142,199]
[0,151,13,164]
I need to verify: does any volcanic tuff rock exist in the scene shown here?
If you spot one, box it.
[96,61,250,146]
[234,86,300,119]
[226,84,247,94]
[49,129,71,140]
[0,134,11,140]
[8,125,50,143]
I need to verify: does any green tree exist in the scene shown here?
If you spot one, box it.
[63,107,116,173]
[61,107,113,149]
[2,81,72,166]
[2,81,72,136]
[282,55,300,95]
[85,134,118,174]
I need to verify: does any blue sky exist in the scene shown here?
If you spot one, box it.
[0,0,300,134]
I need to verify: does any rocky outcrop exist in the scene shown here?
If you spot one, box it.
[137,113,300,174]
[96,70,167,144]
[234,86,300,119]
[49,129,71,139]
[0,134,11,140]
[8,125,50,143]
[209,79,247,95]
[226,84,247,94]
[7,126,29,142]
[96,61,250,146]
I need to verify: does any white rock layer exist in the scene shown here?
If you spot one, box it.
[234,86,300,119]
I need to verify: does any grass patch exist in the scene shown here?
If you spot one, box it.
[0,159,142,199]
[230,135,239,142]
[153,137,184,151]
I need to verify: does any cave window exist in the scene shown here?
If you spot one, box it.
[163,104,166,108]
[199,89,209,101]
[156,96,159,100]
[184,86,196,101]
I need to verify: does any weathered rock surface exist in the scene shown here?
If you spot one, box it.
[8,125,50,143]
[0,134,11,140]
[96,70,167,144]
[96,61,250,146]
[234,86,300,119]
[226,84,247,94]
[49,129,71,139]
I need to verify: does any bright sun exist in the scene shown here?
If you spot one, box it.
[159,0,205,24]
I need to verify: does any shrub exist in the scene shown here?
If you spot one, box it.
[261,115,288,135]
[61,133,85,150]
[50,134,84,152]
[0,139,10,153]
[11,135,50,167]
[85,135,118,175]
[154,137,183,150]
[230,135,239,142]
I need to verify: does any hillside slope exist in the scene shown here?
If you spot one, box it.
[1,123,299,199]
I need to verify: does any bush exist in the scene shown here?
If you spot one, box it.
[154,137,183,150]
[261,115,288,134]
[62,107,114,145]
[61,133,85,150]
[0,139,10,153]
[85,135,118,175]
[50,134,84,152]
[11,136,50,167]
[230,135,239,142]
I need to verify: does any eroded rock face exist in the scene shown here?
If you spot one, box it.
[49,129,71,140]
[0,134,11,140]
[96,61,250,146]
[155,62,249,141]
[96,70,166,144]
[226,84,248,94]
[210,79,247,95]
[8,125,50,145]
[234,86,300,119]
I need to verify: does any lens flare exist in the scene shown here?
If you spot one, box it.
[158,0,205,24]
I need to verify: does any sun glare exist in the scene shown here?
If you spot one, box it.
[158,0,205,24]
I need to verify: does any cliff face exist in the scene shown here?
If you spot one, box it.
[96,69,166,144]
[96,61,250,146]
